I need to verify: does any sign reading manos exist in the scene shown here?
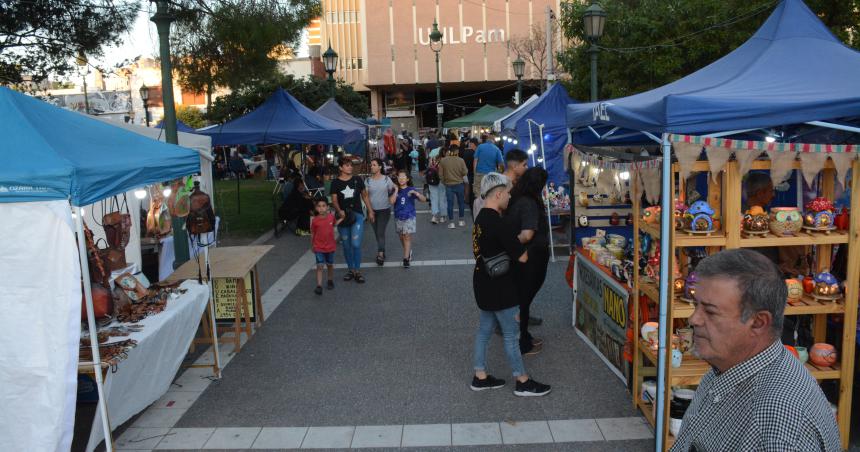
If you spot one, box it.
[213,271,256,323]
[575,254,629,380]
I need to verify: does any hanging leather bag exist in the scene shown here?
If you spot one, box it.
[103,195,132,249]
[186,181,216,235]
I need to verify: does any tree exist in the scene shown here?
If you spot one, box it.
[557,0,860,101]
[508,22,560,91]
[0,0,138,84]
[171,0,320,109]
[176,105,205,129]
[205,73,370,125]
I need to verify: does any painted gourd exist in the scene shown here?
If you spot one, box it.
[804,197,836,228]
[769,207,803,236]
[743,206,769,232]
[674,201,688,231]
[785,278,803,301]
[687,201,715,231]
[810,343,837,367]
[684,272,698,299]
[813,271,841,296]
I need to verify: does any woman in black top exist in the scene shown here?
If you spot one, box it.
[470,172,551,397]
[506,167,550,354]
[330,157,374,283]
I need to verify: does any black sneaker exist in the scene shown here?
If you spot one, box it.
[403,258,410,268]
[314,285,323,295]
[470,375,506,391]
[514,379,551,397]
[327,280,334,290]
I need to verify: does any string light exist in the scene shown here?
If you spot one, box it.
[162,187,172,197]
[134,189,147,199]
[619,171,630,180]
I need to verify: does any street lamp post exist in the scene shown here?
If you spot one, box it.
[139,84,151,127]
[75,51,90,114]
[150,0,188,267]
[512,57,525,105]
[582,0,607,102]
[429,19,444,130]
[323,43,339,98]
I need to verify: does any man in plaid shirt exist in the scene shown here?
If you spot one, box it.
[671,249,840,451]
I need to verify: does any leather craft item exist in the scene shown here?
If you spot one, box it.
[186,181,216,235]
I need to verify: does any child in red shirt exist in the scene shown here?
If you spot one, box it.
[310,198,342,295]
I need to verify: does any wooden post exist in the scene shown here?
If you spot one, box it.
[632,171,641,409]
[254,266,265,328]
[837,160,860,450]
[813,169,836,341]
[724,161,741,249]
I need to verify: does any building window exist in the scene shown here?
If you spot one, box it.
[357,58,363,69]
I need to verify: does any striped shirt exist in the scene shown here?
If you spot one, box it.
[670,340,840,452]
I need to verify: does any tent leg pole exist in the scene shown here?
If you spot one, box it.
[74,206,114,452]
[204,245,221,378]
[538,124,555,263]
[654,134,672,452]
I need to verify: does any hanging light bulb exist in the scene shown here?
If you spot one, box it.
[530,144,537,152]
[163,187,172,197]
[619,171,630,181]
[527,148,535,155]
[134,189,147,199]
[765,136,776,143]
[537,158,544,163]
[512,139,518,145]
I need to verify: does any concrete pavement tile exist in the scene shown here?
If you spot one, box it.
[350,425,403,448]
[548,419,605,442]
[115,427,171,450]
[132,408,187,428]
[596,417,653,441]
[152,391,203,409]
[401,424,452,447]
[154,427,215,449]
[301,426,355,449]
[451,422,502,446]
[252,427,308,449]
[499,420,553,445]
[202,427,261,449]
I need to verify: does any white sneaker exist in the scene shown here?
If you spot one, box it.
[431,215,438,224]
[458,220,465,227]
[448,222,456,229]
[440,216,447,223]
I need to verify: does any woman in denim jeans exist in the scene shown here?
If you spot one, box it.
[330,157,374,283]
[470,173,551,397]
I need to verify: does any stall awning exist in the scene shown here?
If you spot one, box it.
[566,0,860,134]
[0,87,201,206]
[444,104,514,129]
[316,98,367,140]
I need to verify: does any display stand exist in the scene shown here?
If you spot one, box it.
[631,158,860,450]
[167,245,272,353]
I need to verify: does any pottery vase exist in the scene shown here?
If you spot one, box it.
[810,343,837,367]
[786,279,803,302]
[769,207,803,236]
[796,346,809,364]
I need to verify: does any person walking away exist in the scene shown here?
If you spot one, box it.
[278,175,314,236]
[330,157,374,283]
[439,145,469,228]
[393,170,427,268]
[426,147,447,224]
[462,137,478,205]
[506,167,550,354]
[471,172,551,396]
[310,198,342,295]
[366,158,397,266]
[473,134,504,198]
[670,249,840,451]
[473,149,529,220]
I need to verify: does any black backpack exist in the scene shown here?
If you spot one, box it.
[425,164,440,186]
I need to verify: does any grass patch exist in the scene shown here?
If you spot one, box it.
[213,178,278,239]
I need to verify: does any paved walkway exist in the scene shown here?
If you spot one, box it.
[107,211,651,451]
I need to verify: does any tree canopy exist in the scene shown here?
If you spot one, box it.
[205,73,370,124]
[171,0,320,107]
[558,0,860,101]
[0,0,138,84]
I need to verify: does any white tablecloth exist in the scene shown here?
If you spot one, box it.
[85,281,209,452]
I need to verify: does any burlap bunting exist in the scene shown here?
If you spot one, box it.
[735,150,763,180]
[765,150,796,186]
[596,169,616,196]
[632,169,644,201]
[705,146,733,183]
[799,153,830,186]
[640,167,661,204]
[828,153,856,189]
[673,142,703,184]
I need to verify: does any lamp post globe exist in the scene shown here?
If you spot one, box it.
[512,57,525,105]
[323,43,339,98]
[429,19,444,129]
[139,83,151,127]
[583,0,606,102]
[75,51,90,115]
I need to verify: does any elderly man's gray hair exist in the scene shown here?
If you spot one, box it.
[745,172,772,199]
[480,172,510,199]
[695,249,786,336]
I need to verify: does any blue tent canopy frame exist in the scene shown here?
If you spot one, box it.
[315,98,368,156]
[198,88,364,146]
[0,87,201,206]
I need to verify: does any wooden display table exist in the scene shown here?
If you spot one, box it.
[166,245,273,353]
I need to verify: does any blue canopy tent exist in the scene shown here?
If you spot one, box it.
[155,119,196,133]
[565,0,860,448]
[315,98,368,156]
[0,86,201,452]
[198,88,364,146]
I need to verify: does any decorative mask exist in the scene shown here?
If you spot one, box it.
[785,278,803,302]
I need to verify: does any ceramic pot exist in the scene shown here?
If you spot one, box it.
[687,200,715,231]
[640,322,659,342]
[769,207,803,236]
[810,343,837,367]
[786,279,803,302]
[684,272,698,300]
[796,346,809,364]
[835,208,850,230]
[784,345,799,359]
[803,275,815,294]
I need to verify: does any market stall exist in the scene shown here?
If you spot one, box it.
[316,98,369,158]
[565,0,860,449]
[443,104,513,132]
[0,86,210,452]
